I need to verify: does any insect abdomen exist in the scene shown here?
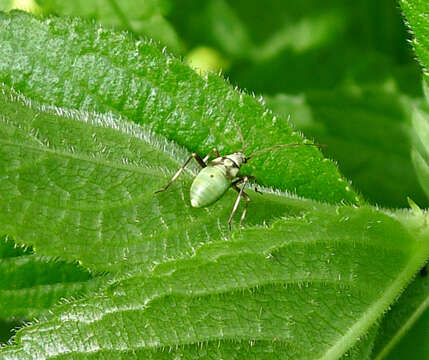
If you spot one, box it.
[190,165,231,208]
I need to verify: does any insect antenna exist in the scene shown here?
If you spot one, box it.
[247,143,325,160]
[218,102,247,152]
[231,118,246,152]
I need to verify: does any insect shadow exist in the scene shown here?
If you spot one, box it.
[155,121,322,229]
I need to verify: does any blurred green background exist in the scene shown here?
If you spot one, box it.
[0,0,427,358]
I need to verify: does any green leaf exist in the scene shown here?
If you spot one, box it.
[372,265,429,359]
[0,80,429,359]
[1,204,428,358]
[0,82,327,273]
[1,10,428,360]
[403,0,429,203]
[384,5,429,357]
[0,319,22,346]
[341,325,378,360]
[0,235,102,320]
[400,0,429,89]
[265,86,428,208]
[34,0,184,53]
[382,308,429,360]
[411,103,429,201]
[0,10,357,205]
[215,1,420,97]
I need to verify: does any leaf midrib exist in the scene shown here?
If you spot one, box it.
[0,280,96,295]
[0,139,170,179]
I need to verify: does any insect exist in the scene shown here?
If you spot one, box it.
[155,127,321,229]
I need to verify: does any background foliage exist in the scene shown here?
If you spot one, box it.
[0,0,428,359]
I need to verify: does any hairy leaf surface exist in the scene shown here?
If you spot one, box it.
[0,10,357,204]
[379,3,429,359]
[0,84,323,273]
[1,204,428,359]
[0,235,102,319]
[400,0,429,89]
[0,84,429,359]
[1,8,428,360]
[402,0,429,201]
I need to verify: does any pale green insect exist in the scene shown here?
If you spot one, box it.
[156,132,320,228]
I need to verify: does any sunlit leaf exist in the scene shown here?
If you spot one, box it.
[1,78,428,359]
[0,10,357,205]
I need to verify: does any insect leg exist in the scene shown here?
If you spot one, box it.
[155,152,207,194]
[238,188,251,227]
[232,175,262,194]
[228,176,251,229]
[203,148,220,163]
